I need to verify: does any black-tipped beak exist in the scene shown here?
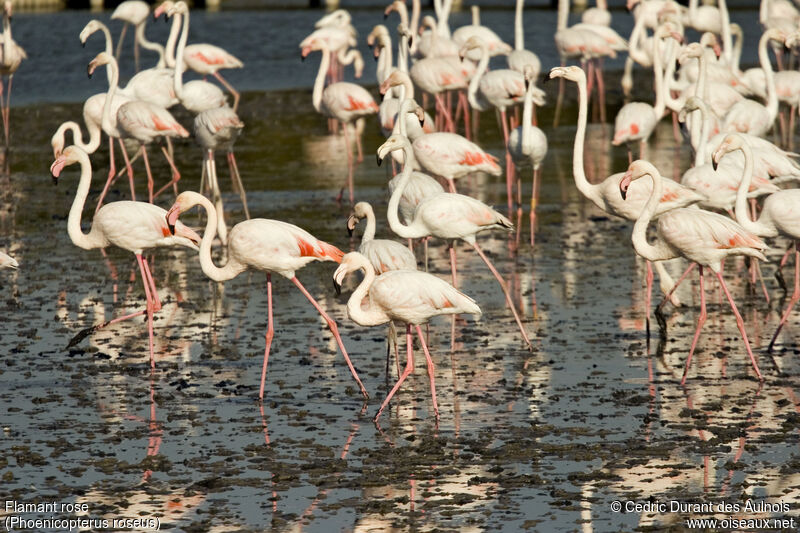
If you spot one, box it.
[301,54,305,62]
[333,279,341,296]
[408,36,413,47]
[87,67,92,78]
[542,75,550,85]
[620,188,627,200]
[712,159,718,171]
[383,12,388,19]
[377,154,383,166]
[52,176,58,186]
[82,41,86,48]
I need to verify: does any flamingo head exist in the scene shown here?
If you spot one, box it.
[711,133,745,171]
[626,0,641,11]
[51,127,66,159]
[332,252,372,296]
[548,65,584,84]
[419,15,436,35]
[87,52,113,78]
[316,9,350,29]
[367,24,388,49]
[4,1,12,19]
[678,42,703,65]
[79,20,104,46]
[376,134,409,166]
[678,96,703,123]
[347,202,371,235]
[165,1,188,18]
[787,31,800,49]
[459,36,486,61]
[698,32,721,58]
[154,1,175,19]
[165,191,201,235]
[379,69,407,95]
[620,160,657,200]
[50,146,83,182]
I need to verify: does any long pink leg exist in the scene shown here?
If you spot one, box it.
[141,257,161,313]
[375,324,414,421]
[416,325,439,419]
[595,59,606,124]
[553,61,566,128]
[140,144,154,204]
[681,266,708,386]
[95,136,119,215]
[471,242,532,350]
[500,109,514,216]
[259,273,275,401]
[291,276,369,399]
[213,71,240,113]
[355,119,364,163]
[449,243,458,288]
[338,124,355,205]
[530,167,540,247]
[645,260,654,324]
[3,75,12,145]
[459,91,472,140]
[119,139,136,201]
[136,254,156,371]
[769,243,800,353]
[227,151,250,219]
[435,93,455,132]
[153,145,182,199]
[716,270,763,381]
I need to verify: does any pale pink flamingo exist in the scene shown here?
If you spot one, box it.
[550,66,705,321]
[190,106,248,247]
[300,26,356,87]
[379,70,436,140]
[409,53,466,133]
[620,159,765,384]
[81,19,179,110]
[347,202,417,273]
[334,251,480,421]
[508,66,548,246]
[0,251,16,269]
[722,29,784,138]
[302,39,378,205]
[507,0,542,79]
[165,190,369,401]
[90,52,189,206]
[167,2,229,114]
[582,0,611,26]
[50,145,200,371]
[0,0,24,145]
[111,0,150,70]
[378,134,532,350]
[613,25,678,161]
[713,133,800,353]
[685,0,723,35]
[411,129,501,193]
[461,35,540,212]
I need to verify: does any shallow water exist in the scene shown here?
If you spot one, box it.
[1,4,800,533]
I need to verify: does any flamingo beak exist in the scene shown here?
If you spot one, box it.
[712,157,718,171]
[333,278,342,296]
[165,204,180,235]
[620,171,633,201]
[346,215,357,236]
[377,154,383,166]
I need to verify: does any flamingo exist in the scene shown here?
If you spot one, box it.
[461,35,539,212]
[721,29,784,138]
[302,39,378,205]
[451,9,512,60]
[157,1,242,111]
[613,25,678,161]
[0,0,24,145]
[550,65,706,319]
[347,202,417,273]
[378,134,533,351]
[583,0,611,26]
[167,2,229,115]
[620,159,765,384]
[90,52,189,206]
[191,106,248,247]
[111,0,152,70]
[508,66,548,246]
[333,251,480,421]
[408,48,467,133]
[0,251,16,269]
[50,146,201,371]
[165,191,369,401]
[713,133,800,353]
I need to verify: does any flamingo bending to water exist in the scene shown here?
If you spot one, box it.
[333,251,481,421]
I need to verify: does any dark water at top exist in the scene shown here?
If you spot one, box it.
[1,3,800,533]
[13,3,765,106]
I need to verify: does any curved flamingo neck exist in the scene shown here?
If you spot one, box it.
[164,14,182,69]
[66,149,107,251]
[514,0,524,50]
[185,191,242,281]
[467,43,490,111]
[570,73,603,206]
[173,10,189,101]
[730,24,743,73]
[689,100,712,166]
[312,47,331,113]
[409,0,420,43]
[135,21,166,68]
[719,0,732,66]
[437,0,452,37]
[387,144,433,240]
[55,121,101,155]
[376,35,393,84]
[100,57,120,136]
[362,204,377,242]
[631,165,675,262]
[733,141,771,235]
[557,0,569,31]
[345,255,386,327]
[662,38,683,113]
[628,15,649,65]
[759,31,779,123]
[652,32,666,118]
